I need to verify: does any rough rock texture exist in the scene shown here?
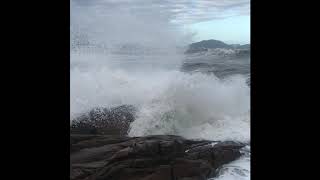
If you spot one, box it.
[71,105,136,136]
[70,134,245,180]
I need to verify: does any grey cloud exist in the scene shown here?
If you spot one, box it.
[72,0,250,24]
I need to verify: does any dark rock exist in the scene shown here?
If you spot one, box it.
[141,165,172,180]
[211,141,244,169]
[71,105,136,136]
[70,134,245,180]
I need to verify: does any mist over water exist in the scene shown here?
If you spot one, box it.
[71,0,250,142]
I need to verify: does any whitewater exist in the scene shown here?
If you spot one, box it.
[71,0,250,179]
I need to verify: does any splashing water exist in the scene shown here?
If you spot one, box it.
[71,1,250,179]
[71,52,250,142]
[210,145,251,180]
[128,72,250,142]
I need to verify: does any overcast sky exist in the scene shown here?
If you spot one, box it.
[72,0,250,44]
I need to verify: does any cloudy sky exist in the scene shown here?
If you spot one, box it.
[72,0,250,44]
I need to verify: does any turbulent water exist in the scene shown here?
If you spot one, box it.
[71,51,250,142]
[71,0,250,179]
[210,145,250,180]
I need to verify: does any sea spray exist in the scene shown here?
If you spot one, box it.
[71,1,250,179]
[128,72,250,142]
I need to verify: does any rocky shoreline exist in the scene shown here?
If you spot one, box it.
[71,106,248,180]
[71,134,246,180]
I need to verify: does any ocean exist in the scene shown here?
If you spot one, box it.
[71,0,250,179]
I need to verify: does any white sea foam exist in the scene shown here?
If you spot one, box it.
[71,1,250,179]
[71,49,250,142]
[128,72,250,142]
[210,146,250,180]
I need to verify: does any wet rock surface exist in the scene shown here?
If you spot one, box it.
[70,134,245,180]
[71,105,136,136]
